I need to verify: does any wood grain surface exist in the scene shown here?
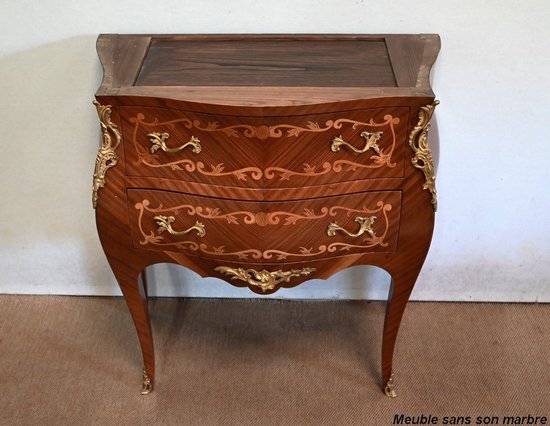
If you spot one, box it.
[126,189,402,260]
[96,34,439,109]
[135,39,396,87]
[119,105,409,187]
[93,33,440,396]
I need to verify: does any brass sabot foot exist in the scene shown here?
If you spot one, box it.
[384,372,397,398]
[140,369,153,395]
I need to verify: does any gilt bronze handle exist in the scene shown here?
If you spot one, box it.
[148,132,202,154]
[153,215,206,237]
[214,266,316,292]
[327,216,377,238]
[331,131,383,154]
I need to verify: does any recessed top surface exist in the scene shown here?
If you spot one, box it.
[96,34,440,107]
[135,38,396,87]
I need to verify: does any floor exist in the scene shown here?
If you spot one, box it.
[0,296,548,425]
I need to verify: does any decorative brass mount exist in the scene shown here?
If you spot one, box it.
[327,216,377,238]
[331,131,383,154]
[147,132,202,154]
[153,215,206,237]
[409,101,439,211]
[140,369,153,395]
[214,266,316,292]
[92,101,122,208]
[384,371,397,398]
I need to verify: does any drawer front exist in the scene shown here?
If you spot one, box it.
[128,189,402,262]
[120,106,409,188]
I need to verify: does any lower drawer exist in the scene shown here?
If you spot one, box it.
[127,189,402,262]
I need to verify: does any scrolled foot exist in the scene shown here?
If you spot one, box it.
[140,369,153,395]
[384,372,397,398]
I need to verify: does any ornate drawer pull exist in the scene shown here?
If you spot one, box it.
[148,132,202,154]
[153,215,206,237]
[327,215,377,238]
[214,266,316,292]
[331,131,383,154]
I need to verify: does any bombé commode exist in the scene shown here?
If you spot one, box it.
[91,34,440,397]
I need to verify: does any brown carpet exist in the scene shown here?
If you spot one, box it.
[0,296,548,425]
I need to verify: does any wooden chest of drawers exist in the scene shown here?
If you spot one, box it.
[92,34,440,397]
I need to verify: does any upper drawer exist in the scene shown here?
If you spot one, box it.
[127,189,402,262]
[120,106,409,188]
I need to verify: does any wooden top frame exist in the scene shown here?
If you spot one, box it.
[96,34,440,108]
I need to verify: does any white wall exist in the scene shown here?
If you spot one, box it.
[1,0,549,301]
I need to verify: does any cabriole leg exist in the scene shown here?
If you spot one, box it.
[381,267,422,397]
[111,262,155,394]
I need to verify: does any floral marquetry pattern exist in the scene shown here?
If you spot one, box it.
[134,199,394,260]
[130,113,400,182]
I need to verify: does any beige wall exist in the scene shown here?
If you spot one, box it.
[1,1,549,301]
